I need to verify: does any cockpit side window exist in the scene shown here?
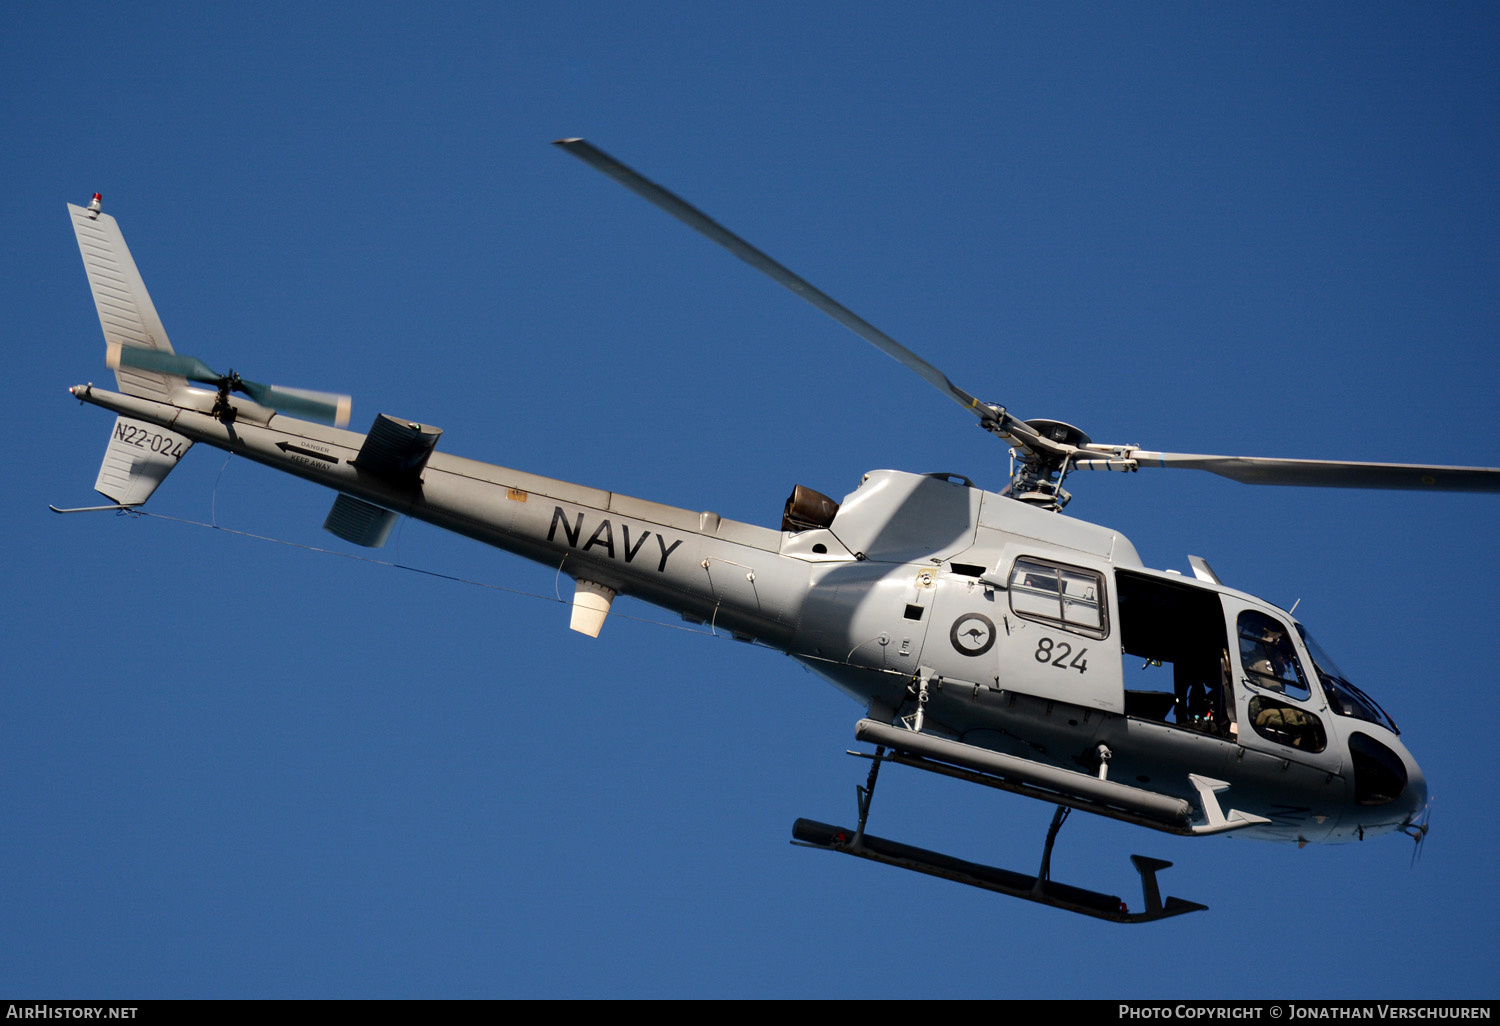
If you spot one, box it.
[1237,610,1309,700]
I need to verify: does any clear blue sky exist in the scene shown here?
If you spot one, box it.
[4,1,1498,999]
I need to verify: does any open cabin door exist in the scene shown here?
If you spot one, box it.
[1115,570,1237,738]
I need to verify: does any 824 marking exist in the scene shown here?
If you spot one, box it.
[1034,637,1088,674]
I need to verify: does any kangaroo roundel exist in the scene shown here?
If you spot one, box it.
[950,613,996,657]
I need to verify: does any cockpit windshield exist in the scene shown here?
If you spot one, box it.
[1295,624,1399,734]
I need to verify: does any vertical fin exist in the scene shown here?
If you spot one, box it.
[68,201,186,403]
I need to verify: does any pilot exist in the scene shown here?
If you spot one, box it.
[1242,622,1293,692]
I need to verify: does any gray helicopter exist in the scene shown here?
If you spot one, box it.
[61,142,1493,923]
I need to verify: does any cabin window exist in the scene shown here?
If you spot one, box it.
[1008,557,1106,638]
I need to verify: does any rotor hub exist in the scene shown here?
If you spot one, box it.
[1024,419,1091,449]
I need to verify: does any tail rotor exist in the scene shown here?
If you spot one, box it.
[106,342,351,426]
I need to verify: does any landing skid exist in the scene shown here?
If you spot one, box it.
[792,749,1207,923]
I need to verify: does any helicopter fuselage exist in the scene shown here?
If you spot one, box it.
[71,383,1427,846]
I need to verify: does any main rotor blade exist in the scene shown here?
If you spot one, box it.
[1074,451,1500,492]
[553,138,1045,453]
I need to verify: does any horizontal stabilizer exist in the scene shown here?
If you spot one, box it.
[352,414,442,482]
[323,493,399,548]
[94,416,192,505]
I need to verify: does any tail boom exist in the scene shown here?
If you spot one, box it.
[68,383,807,646]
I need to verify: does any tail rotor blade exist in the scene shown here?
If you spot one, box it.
[106,342,220,384]
[237,380,352,427]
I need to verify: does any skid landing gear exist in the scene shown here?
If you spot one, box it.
[791,748,1207,923]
